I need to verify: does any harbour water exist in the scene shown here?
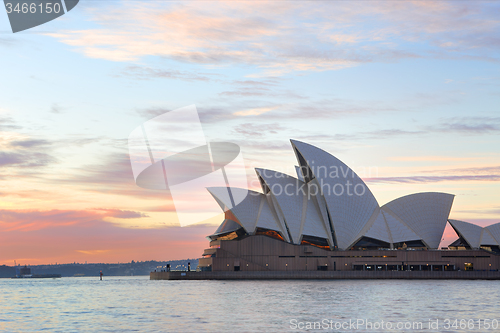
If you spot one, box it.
[1,276,499,332]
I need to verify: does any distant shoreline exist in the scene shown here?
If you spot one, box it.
[0,259,198,278]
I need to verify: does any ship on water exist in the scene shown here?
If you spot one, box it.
[12,265,61,279]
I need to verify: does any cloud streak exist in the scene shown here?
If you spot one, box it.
[233,105,283,117]
[0,208,149,232]
[58,152,173,200]
[365,174,500,185]
[0,208,214,264]
[366,164,500,184]
[9,139,51,148]
[117,65,215,82]
[0,151,56,168]
[0,116,21,131]
[46,1,500,75]
[436,117,500,134]
[234,122,287,137]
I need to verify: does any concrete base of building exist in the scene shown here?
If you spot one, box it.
[150,270,500,280]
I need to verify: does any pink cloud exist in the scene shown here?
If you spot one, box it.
[0,208,215,265]
[0,208,149,232]
[365,174,500,184]
[46,1,500,75]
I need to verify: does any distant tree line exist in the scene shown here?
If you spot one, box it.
[0,259,199,278]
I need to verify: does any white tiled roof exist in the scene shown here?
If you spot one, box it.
[382,192,454,248]
[291,140,379,250]
[206,141,464,250]
[448,219,483,249]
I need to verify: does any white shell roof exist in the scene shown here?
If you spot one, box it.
[291,140,379,250]
[255,194,283,235]
[448,219,483,249]
[214,219,242,235]
[382,192,454,249]
[447,220,500,247]
[480,229,498,246]
[486,222,500,245]
[363,209,392,244]
[295,166,305,182]
[302,194,331,240]
[381,209,421,243]
[208,187,274,234]
[206,141,464,250]
[256,168,327,244]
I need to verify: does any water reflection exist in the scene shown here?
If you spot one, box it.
[1,277,499,332]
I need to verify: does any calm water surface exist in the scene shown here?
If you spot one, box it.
[0,277,499,332]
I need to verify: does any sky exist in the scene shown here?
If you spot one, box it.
[0,0,499,265]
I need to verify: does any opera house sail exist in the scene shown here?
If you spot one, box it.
[151,140,500,280]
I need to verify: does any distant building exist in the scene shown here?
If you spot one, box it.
[19,265,31,276]
[196,140,500,272]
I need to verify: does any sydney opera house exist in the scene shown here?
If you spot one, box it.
[194,140,500,274]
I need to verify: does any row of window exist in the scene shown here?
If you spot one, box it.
[353,264,456,271]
